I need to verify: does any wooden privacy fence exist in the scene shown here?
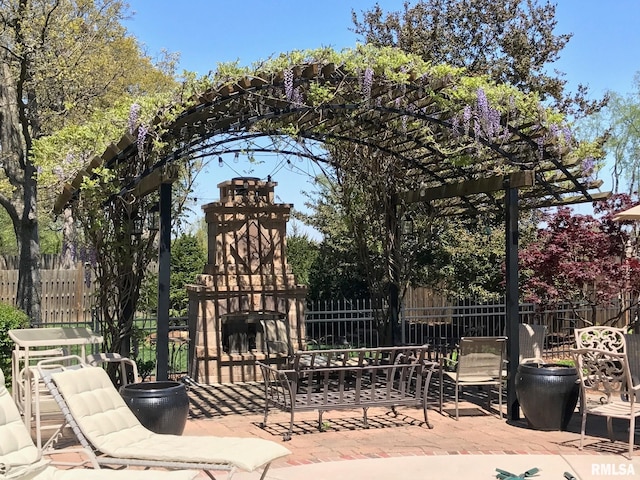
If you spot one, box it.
[0,255,93,324]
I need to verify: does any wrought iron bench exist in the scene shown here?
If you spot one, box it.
[256,346,436,440]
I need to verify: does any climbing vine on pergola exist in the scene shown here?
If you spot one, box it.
[56,46,603,213]
[51,46,606,392]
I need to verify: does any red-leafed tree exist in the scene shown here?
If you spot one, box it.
[520,194,640,327]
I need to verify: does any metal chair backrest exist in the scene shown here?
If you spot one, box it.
[574,326,627,353]
[572,348,635,404]
[457,336,507,379]
[519,324,546,363]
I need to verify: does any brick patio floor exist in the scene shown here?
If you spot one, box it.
[179,381,636,469]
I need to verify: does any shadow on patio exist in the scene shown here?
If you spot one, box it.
[181,379,640,467]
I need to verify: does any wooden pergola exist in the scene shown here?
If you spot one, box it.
[54,51,608,420]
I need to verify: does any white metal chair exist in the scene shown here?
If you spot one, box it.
[12,347,69,451]
[572,347,640,458]
[574,326,627,353]
[439,336,507,420]
[86,352,140,386]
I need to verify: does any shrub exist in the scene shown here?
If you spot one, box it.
[0,303,30,387]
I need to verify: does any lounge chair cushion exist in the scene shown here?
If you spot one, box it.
[51,367,291,472]
[0,377,40,467]
[29,467,199,480]
[1,368,199,480]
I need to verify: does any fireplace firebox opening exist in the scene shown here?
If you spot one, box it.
[221,311,289,355]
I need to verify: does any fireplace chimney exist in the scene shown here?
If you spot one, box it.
[187,178,307,383]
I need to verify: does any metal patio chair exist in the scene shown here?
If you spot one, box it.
[574,326,627,353]
[439,336,507,420]
[518,324,546,364]
[572,347,640,458]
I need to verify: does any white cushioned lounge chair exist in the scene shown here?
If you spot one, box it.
[38,357,291,480]
[0,368,198,480]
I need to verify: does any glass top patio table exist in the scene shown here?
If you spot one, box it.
[9,326,103,347]
[8,326,104,437]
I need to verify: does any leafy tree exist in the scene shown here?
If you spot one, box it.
[413,217,505,299]
[296,176,371,301]
[580,74,640,194]
[285,226,319,287]
[0,0,175,322]
[352,0,605,116]
[519,195,640,327]
[170,234,206,318]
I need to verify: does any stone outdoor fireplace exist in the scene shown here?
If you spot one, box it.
[187,178,307,383]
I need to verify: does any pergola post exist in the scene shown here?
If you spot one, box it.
[505,182,520,420]
[156,182,172,381]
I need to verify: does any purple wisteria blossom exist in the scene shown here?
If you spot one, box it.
[451,115,460,137]
[128,103,141,134]
[462,105,472,136]
[581,157,596,177]
[475,88,502,139]
[137,124,149,152]
[52,165,65,180]
[361,67,374,101]
[453,88,507,145]
[283,69,294,101]
[535,136,545,159]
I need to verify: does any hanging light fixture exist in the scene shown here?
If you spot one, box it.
[147,202,160,232]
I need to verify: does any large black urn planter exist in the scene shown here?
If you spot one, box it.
[120,381,189,435]
[515,363,579,431]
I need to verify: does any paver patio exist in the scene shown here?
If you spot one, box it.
[182,382,633,466]
[43,380,639,478]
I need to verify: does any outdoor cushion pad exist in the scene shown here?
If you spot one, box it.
[31,466,199,480]
[51,367,291,472]
[0,373,40,466]
[0,367,198,480]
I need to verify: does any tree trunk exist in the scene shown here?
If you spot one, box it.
[0,47,42,323]
[16,173,41,324]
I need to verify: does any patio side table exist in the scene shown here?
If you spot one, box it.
[8,326,103,447]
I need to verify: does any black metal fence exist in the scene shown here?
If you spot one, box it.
[305,297,625,359]
[15,297,625,381]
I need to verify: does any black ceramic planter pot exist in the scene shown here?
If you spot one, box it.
[120,381,189,435]
[515,363,579,431]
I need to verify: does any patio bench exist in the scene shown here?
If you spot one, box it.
[256,346,436,440]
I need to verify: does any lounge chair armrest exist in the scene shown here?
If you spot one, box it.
[36,354,85,373]
[86,352,140,385]
[0,459,50,480]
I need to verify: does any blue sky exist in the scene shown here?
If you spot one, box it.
[123,0,640,231]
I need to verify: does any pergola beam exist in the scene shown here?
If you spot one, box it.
[400,171,535,204]
[133,165,180,198]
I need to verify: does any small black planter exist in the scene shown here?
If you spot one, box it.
[515,363,579,431]
[120,381,189,435]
